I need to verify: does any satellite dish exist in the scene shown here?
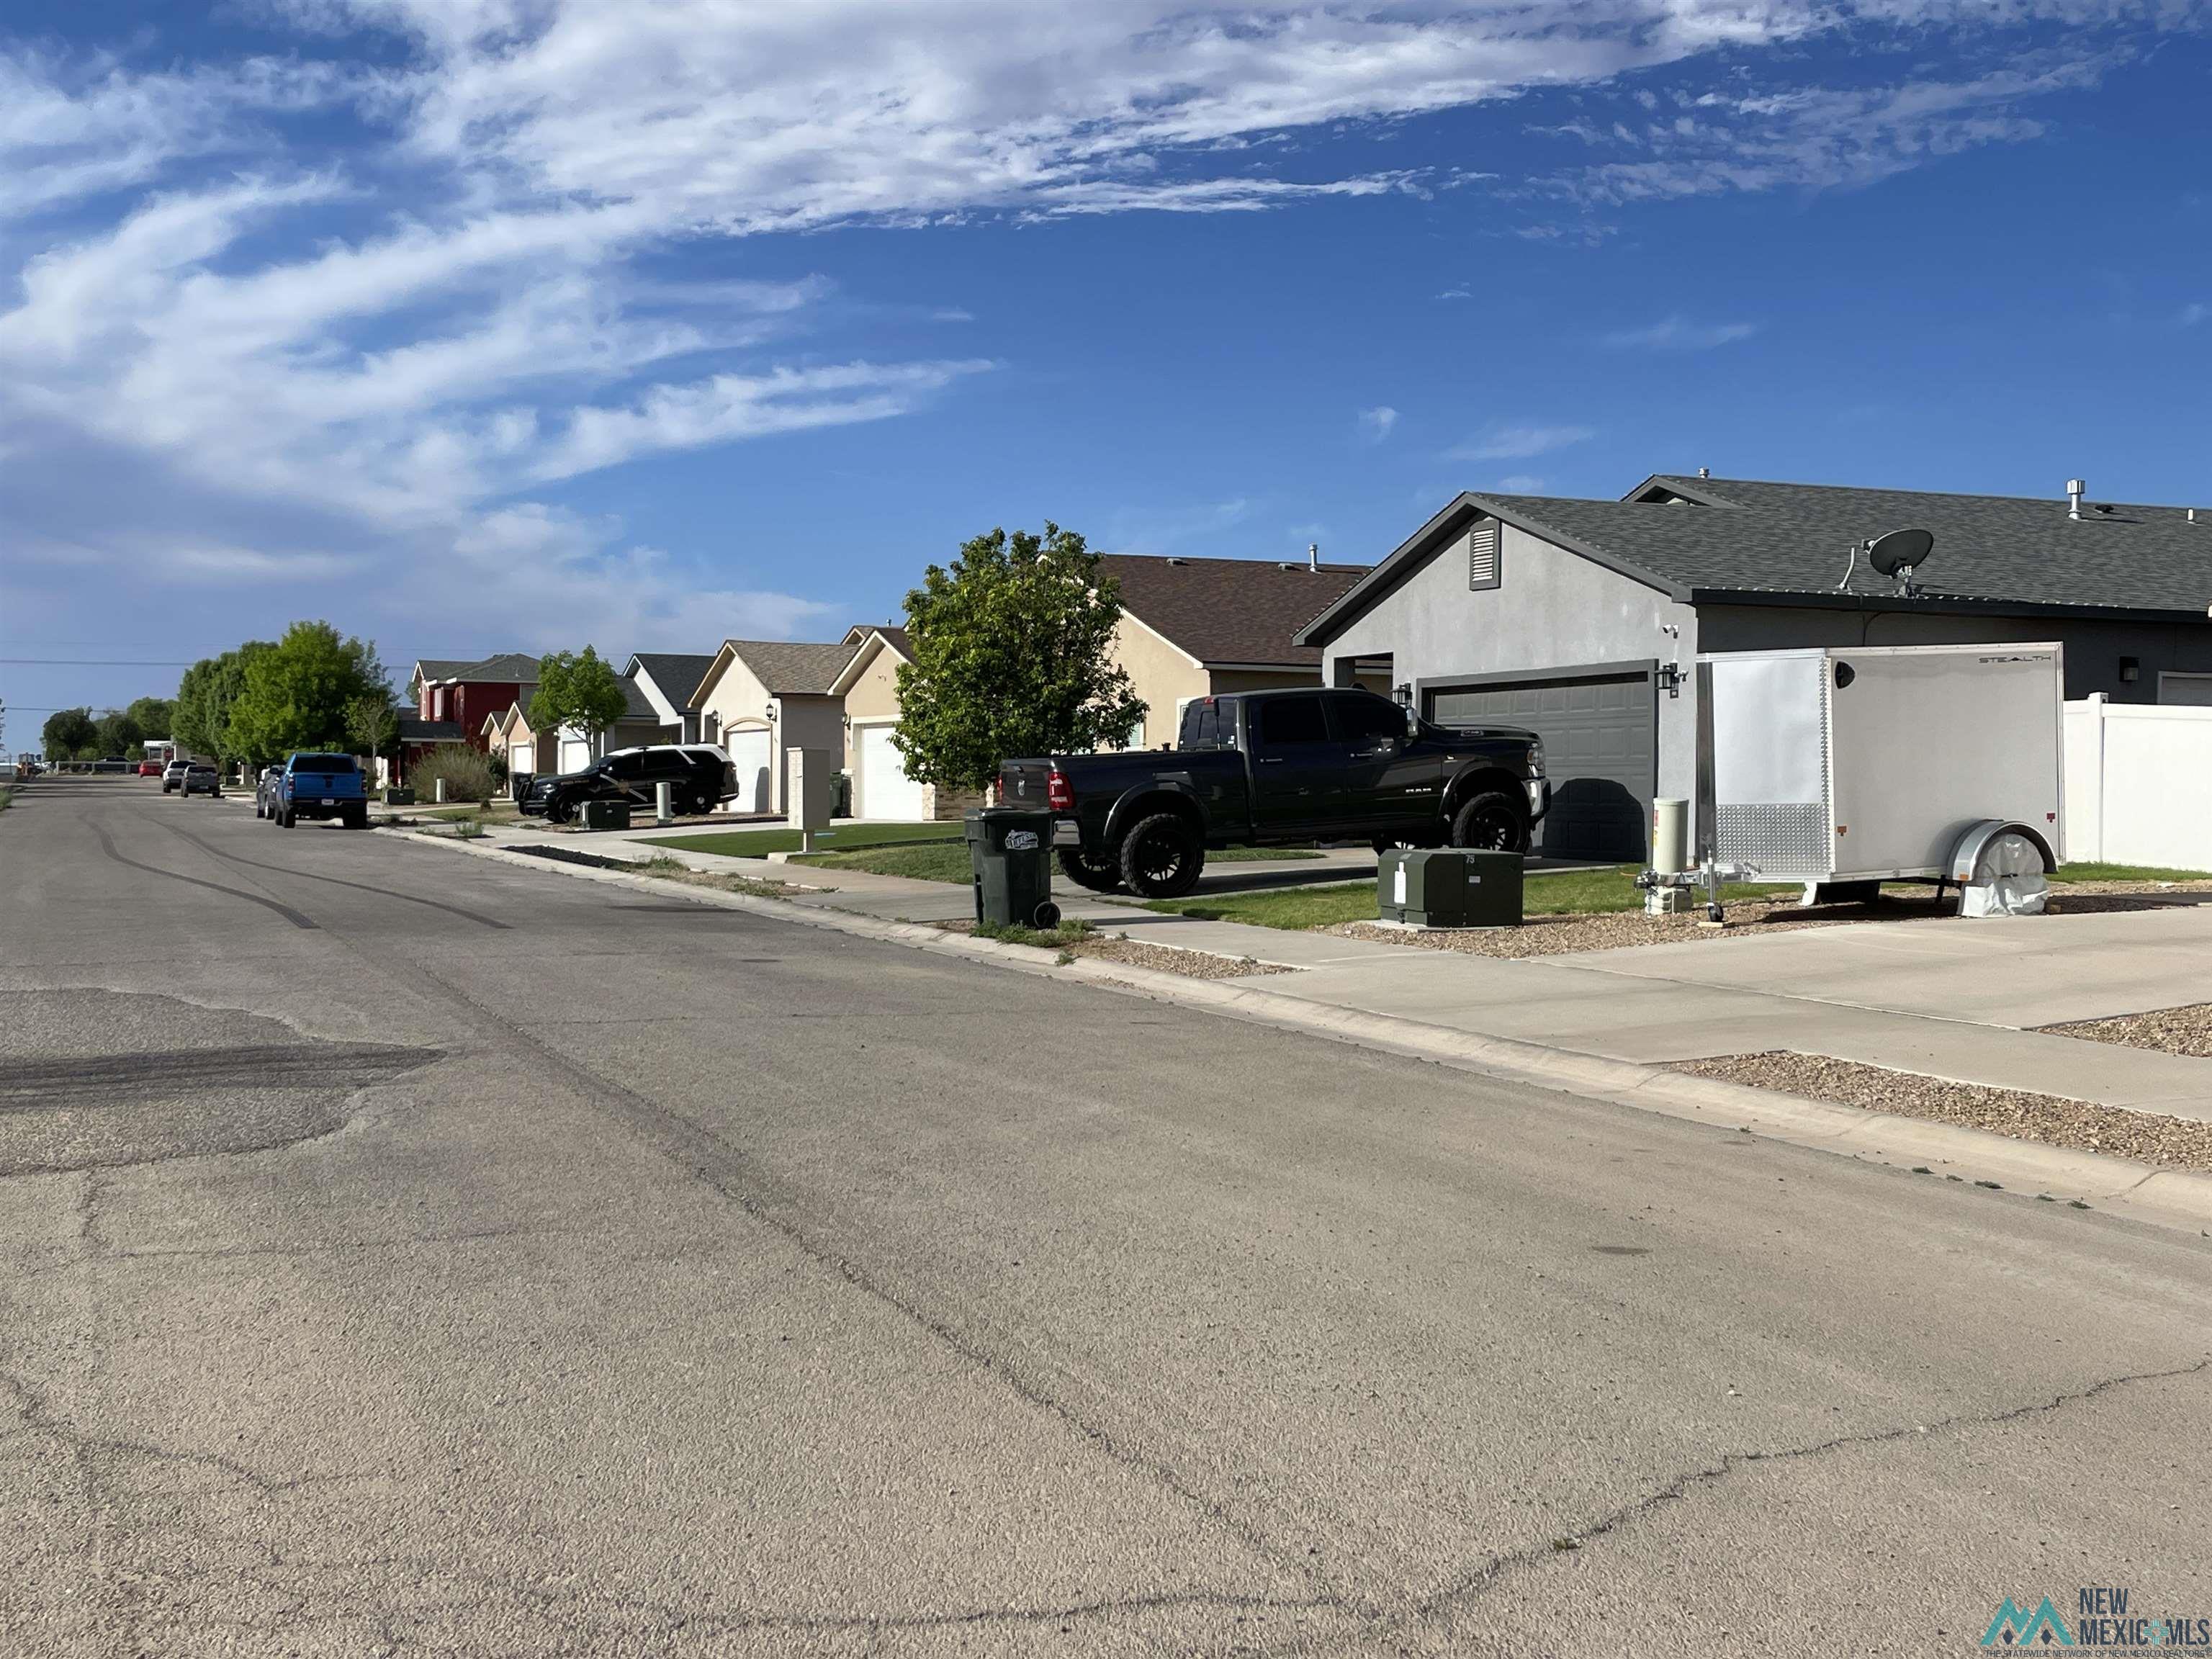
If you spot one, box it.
[1866,526,1934,577]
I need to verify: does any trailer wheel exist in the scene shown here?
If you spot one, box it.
[1449,791,1528,855]
[1118,812,1204,899]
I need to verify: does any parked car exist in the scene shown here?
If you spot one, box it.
[161,760,190,793]
[136,759,163,778]
[180,763,222,798]
[253,766,279,819]
[998,687,1547,899]
[269,752,368,829]
[520,744,737,824]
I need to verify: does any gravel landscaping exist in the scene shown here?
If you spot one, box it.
[2045,1002,2212,1058]
[1070,936,1296,979]
[1673,1051,2212,1172]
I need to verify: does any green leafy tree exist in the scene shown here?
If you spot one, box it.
[528,647,627,757]
[893,521,1145,791]
[345,693,403,764]
[227,622,389,763]
[94,710,144,757]
[124,696,175,740]
[173,643,273,760]
[42,707,96,760]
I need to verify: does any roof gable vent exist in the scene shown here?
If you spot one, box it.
[1467,520,1500,591]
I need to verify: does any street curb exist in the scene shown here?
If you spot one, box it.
[403,830,2212,1237]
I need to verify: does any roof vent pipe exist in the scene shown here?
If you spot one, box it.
[1697,467,1711,479]
[1308,541,1319,572]
[2067,478,2087,520]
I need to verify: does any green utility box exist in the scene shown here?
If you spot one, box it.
[965,807,1061,930]
[580,799,632,831]
[1377,849,1521,928]
[382,786,415,806]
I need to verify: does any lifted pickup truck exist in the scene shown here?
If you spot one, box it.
[999,687,1547,898]
[270,751,369,830]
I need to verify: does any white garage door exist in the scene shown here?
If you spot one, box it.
[857,724,927,819]
[558,736,592,773]
[725,727,773,813]
[511,742,534,775]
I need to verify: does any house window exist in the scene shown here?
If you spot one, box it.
[1467,521,1500,590]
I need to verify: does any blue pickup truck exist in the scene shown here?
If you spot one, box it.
[266,751,369,830]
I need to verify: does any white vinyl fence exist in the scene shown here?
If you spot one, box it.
[2063,696,2212,868]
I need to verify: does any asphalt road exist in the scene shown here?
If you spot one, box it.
[4,778,2208,1658]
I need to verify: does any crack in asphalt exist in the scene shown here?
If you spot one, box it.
[1298,1352,2212,1653]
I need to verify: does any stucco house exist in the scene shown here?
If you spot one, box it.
[829,625,987,822]
[624,652,719,744]
[690,638,860,814]
[1097,553,1373,750]
[1298,474,2212,862]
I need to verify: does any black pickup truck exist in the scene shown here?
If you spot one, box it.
[998,686,1547,898]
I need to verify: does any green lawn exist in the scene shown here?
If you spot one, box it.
[790,841,975,883]
[2051,861,2211,884]
[1139,864,1796,931]
[646,822,962,858]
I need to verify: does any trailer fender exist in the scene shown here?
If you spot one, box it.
[1946,819,2056,884]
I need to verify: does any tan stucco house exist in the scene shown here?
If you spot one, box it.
[691,638,859,814]
[829,625,984,822]
[1094,553,1374,747]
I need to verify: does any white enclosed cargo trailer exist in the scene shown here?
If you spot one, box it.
[1688,643,2064,915]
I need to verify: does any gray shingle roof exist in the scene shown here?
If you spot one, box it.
[722,639,860,696]
[1100,554,1371,667]
[449,651,542,683]
[1302,476,2212,643]
[628,652,717,709]
[410,659,475,685]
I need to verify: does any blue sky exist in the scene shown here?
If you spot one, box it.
[2,1,2207,734]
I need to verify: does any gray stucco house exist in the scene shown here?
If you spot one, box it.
[1298,474,2212,861]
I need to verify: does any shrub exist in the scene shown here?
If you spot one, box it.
[410,745,499,804]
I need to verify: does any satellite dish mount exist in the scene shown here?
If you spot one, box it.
[1839,526,1935,596]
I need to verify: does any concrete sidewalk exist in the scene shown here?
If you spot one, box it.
[455,817,2212,1123]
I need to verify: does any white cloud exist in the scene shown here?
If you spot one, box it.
[0,0,2196,661]
[1493,475,1547,493]
[1436,284,1472,300]
[2183,302,2208,326]
[1450,423,1597,462]
[1357,405,1400,444]
[1604,315,1761,349]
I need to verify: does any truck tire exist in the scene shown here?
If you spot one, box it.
[1057,848,1123,893]
[342,802,368,830]
[1117,812,1205,899]
[547,795,575,826]
[1449,790,1527,855]
[279,804,295,829]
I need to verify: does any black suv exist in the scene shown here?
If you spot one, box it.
[520,745,738,824]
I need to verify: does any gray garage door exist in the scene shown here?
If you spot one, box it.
[1429,670,1655,861]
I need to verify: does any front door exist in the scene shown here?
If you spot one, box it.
[1246,693,1344,835]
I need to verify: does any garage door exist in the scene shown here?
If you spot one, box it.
[511,742,534,775]
[1429,670,1654,861]
[724,727,773,813]
[857,724,927,820]
[558,736,592,773]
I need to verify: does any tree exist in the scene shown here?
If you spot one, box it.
[893,521,1145,792]
[173,643,273,760]
[528,647,627,757]
[346,693,402,764]
[227,622,389,762]
[42,707,96,760]
[94,710,144,758]
[125,696,175,739]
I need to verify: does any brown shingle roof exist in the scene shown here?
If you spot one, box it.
[1098,554,1370,668]
[722,639,860,696]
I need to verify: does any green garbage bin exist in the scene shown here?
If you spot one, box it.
[965,807,1061,930]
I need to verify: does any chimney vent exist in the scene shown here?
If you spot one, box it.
[1696,467,1711,479]
[1308,541,1319,572]
[2067,478,2087,520]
